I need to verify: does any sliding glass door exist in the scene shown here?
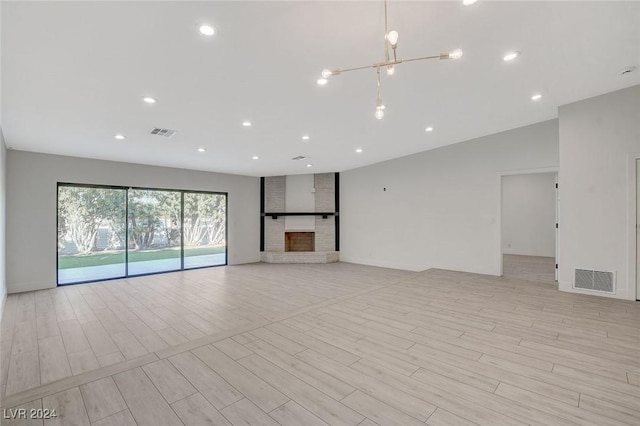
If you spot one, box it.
[57,185,127,284]
[57,184,227,285]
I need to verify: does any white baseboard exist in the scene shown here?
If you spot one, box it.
[558,280,632,300]
[0,290,6,318]
[7,280,56,294]
[338,257,425,272]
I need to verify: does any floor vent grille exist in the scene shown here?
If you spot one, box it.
[574,269,615,293]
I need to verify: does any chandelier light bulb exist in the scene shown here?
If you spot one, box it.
[321,69,332,79]
[387,65,395,76]
[317,78,328,86]
[463,0,478,6]
[386,30,399,47]
[449,49,463,59]
[375,108,385,120]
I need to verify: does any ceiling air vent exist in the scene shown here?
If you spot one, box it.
[150,127,177,138]
[574,268,615,293]
[292,155,309,161]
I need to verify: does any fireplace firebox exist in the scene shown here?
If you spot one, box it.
[285,232,315,252]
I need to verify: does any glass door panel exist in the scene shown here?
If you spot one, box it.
[127,189,182,275]
[57,186,126,284]
[183,192,227,269]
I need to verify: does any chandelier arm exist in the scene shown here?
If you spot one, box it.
[334,64,378,74]
[402,54,445,63]
[335,53,442,76]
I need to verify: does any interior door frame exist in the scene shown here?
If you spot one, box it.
[497,166,559,278]
[628,154,640,300]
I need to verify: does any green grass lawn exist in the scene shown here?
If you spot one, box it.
[58,246,226,269]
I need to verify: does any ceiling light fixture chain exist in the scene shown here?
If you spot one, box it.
[383,0,394,76]
[318,0,463,119]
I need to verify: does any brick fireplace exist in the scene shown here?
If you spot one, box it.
[260,173,339,264]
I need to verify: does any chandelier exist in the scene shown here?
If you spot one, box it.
[317,0,463,119]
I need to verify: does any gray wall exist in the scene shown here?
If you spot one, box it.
[502,173,556,257]
[0,128,6,308]
[558,85,640,300]
[341,120,559,274]
[6,151,260,293]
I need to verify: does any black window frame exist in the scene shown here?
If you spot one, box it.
[56,182,228,286]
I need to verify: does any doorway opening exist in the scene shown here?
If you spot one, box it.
[636,159,639,300]
[500,172,558,284]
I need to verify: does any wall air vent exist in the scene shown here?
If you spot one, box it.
[150,127,177,138]
[574,268,615,293]
[292,155,309,161]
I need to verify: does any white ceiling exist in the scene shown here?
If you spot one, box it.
[2,1,639,177]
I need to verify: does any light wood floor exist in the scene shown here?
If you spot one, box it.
[503,254,556,284]
[1,263,639,426]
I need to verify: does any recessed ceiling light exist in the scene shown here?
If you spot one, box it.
[306,164,312,168]
[503,51,520,62]
[242,121,252,127]
[199,24,216,36]
[197,148,207,152]
[302,135,310,140]
[355,148,363,153]
[142,97,157,104]
[252,155,259,160]
[425,127,434,132]
[114,134,126,140]
[317,78,328,86]
[462,0,478,5]
[531,93,543,101]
